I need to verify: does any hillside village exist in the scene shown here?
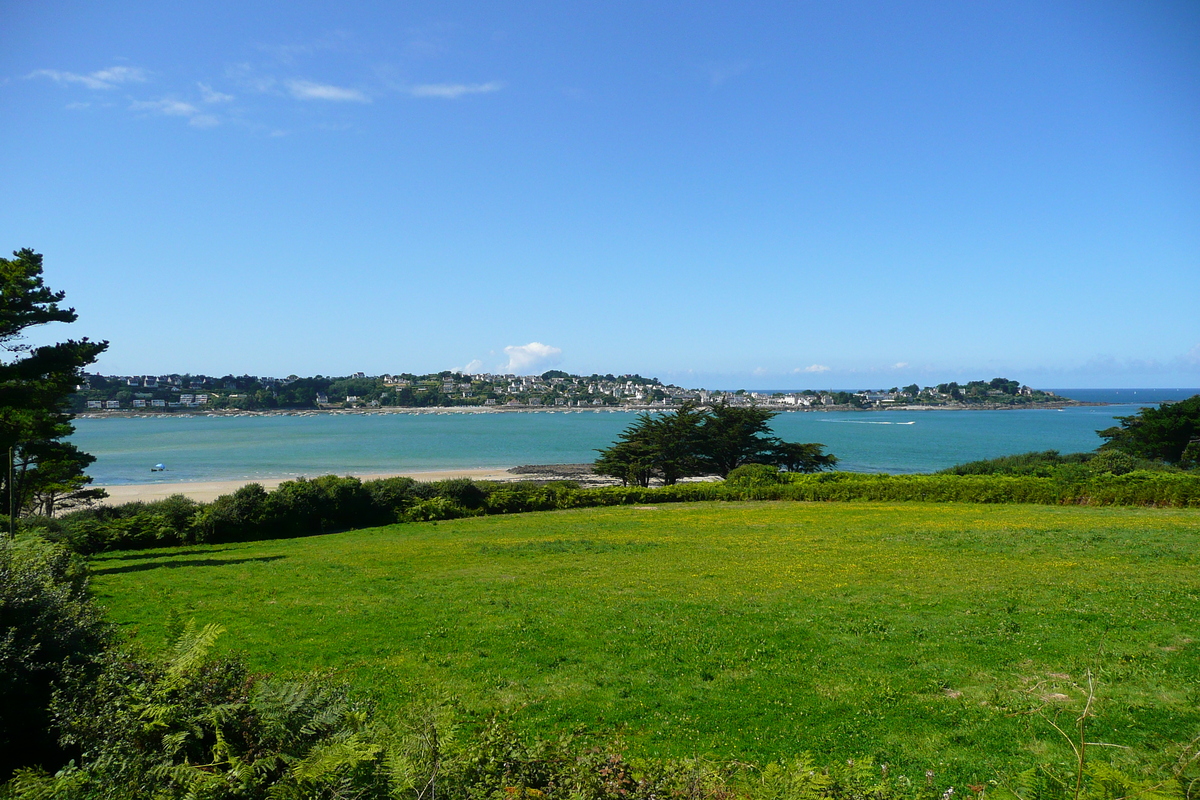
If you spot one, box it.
[73,371,1068,413]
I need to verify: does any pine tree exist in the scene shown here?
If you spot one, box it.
[0,249,108,520]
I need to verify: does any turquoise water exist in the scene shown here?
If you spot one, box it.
[69,393,1196,486]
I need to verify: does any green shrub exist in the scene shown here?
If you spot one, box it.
[403,496,467,522]
[772,471,1200,507]
[939,450,1090,476]
[1072,469,1200,507]
[942,449,1179,480]
[1086,449,1140,475]
[197,482,270,542]
[484,483,585,514]
[264,475,383,538]
[726,463,787,486]
[363,476,419,519]
[45,495,204,553]
[13,622,384,799]
[0,536,111,781]
[1180,441,1200,470]
[430,478,487,510]
[409,480,441,501]
[137,494,204,540]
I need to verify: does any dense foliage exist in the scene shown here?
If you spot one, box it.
[14,622,389,798]
[0,249,108,518]
[594,402,837,486]
[0,536,111,780]
[1098,395,1200,466]
[936,448,1185,477]
[17,463,1200,557]
[939,450,1094,476]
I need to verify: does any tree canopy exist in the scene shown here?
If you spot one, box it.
[594,401,837,486]
[0,249,108,518]
[1098,395,1200,467]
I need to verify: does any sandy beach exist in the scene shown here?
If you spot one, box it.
[96,467,520,504]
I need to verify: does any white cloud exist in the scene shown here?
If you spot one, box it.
[460,359,484,374]
[92,66,146,84]
[797,364,830,373]
[287,80,370,102]
[130,98,220,128]
[409,81,503,99]
[893,362,909,369]
[29,65,147,90]
[1183,344,1200,367]
[198,83,233,103]
[135,99,198,116]
[752,367,768,376]
[500,342,562,374]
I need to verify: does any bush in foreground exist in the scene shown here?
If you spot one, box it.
[11,622,383,799]
[0,537,111,781]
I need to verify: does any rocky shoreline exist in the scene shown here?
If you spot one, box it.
[506,463,621,487]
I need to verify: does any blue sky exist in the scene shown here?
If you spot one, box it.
[2,1,1197,389]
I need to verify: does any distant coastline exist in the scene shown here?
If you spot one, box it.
[75,399,1099,420]
[75,370,1084,414]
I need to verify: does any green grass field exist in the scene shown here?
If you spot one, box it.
[90,501,1200,783]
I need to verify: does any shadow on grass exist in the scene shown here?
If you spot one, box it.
[92,555,286,575]
[95,547,234,562]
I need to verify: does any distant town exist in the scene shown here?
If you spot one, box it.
[72,371,1071,413]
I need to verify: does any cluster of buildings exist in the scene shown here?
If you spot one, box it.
[75,371,1048,412]
[75,373,275,412]
[85,393,211,410]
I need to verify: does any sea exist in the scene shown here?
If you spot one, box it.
[69,388,1199,487]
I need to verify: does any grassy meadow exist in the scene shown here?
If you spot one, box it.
[90,501,1200,783]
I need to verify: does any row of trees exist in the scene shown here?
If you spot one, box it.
[593,402,837,487]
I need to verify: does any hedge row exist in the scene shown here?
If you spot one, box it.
[21,469,1200,554]
[783,470,1200,506]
